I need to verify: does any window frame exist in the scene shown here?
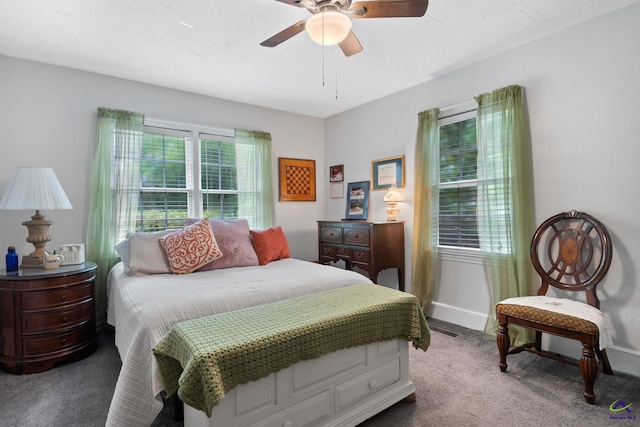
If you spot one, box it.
[139,118,237,230]
[437,102,482,264]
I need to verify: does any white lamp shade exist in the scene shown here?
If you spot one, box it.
[383,190,403,203]
[0,167,73,210]
[306,11,352,46]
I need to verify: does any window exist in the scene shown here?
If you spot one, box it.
[136,121,267,232]
[139,127,192,231]
[438,108,480,250]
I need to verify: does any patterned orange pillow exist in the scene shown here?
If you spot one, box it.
[160,218,223,274]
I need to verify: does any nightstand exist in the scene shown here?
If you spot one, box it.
[318,221,405,291]
[0,262,97,374]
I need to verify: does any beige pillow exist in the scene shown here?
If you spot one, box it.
[127,230,174,276]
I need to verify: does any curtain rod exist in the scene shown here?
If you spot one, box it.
[438,100,476,120]
[144,117,235,137]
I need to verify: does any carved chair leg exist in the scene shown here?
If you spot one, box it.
[497,320,510,372]
[579,343,598,404]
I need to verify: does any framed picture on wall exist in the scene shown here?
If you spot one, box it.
[278,157,316,201]
[344,181,370,220]
[330,182,344,199]
[329,164,344,182]
[371,155,405,190]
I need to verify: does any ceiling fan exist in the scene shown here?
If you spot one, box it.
[261,0,429,57]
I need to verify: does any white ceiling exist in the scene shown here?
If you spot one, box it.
[1,0,638,118]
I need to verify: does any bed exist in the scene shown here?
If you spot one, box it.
[105,220,430,426]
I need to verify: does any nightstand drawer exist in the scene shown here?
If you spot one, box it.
[343,228,370,246]
[22,283,92,311]
[22,301,94,334]
[22,323,94,356]
[319,226,342,243]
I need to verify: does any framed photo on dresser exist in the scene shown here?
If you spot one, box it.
[345,181,370,220]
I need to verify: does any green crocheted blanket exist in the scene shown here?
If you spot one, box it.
[153,284,430,417]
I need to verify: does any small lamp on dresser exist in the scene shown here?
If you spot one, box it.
[0,167,73,268]
[383,188,403,222]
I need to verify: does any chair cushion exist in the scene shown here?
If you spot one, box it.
[496,296,612,349]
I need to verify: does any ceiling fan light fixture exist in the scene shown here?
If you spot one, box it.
[306,10,351,46]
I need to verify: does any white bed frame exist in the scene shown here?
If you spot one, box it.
[184,339,414,427]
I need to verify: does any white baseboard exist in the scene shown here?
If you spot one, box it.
[427,301,488,332]
[428,301,640,377]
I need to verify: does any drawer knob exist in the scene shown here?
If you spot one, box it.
[369,379,377,389]
[60,295,67,301]
[283,421,293,427]
[356,252,363,259]
[61,317,68,323]
[61,338,67,345]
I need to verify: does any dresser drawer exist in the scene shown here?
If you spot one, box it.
[22,300,93,334]
[249,390,330,427]
[320,244,337,258]
[336,246,351,259]
[335,358,401,412]
[319,226,342,243]
[22,322,94,356]
[22,283,92,312]
[351,249,370,264]
[343,228,370,246]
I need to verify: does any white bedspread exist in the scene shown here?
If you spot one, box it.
[105,258,372,427]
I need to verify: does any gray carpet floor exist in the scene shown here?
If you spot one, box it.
[1,319,638,426]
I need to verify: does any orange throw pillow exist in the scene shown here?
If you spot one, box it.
[160,218,223,274]
[250,226,291,265]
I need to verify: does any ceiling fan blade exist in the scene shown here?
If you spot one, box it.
[339,30,363,57]
[350,0,429,18]
[274,0,311,8]
[260,20,306,47]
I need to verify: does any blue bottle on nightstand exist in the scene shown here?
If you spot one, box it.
[6,246,18,272]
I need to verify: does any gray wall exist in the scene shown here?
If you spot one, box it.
[324,4,640,375]
[0,56,326,262]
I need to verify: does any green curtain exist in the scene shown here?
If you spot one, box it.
[475,85,536,345]
[86,108,144,330]
[411,108,440,312]
[234,129,275,230]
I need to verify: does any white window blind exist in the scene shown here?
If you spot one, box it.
[138,127,192,231]
[134,122,270,233]
[438,109,480,249]
[200,134,239,220]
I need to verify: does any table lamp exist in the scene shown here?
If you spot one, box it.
[383,188,403,222]
[0,167,73,268]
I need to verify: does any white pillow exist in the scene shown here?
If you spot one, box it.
[118,230,174,276]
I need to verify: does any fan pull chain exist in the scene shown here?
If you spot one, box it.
[322,12,326,87]
[335,45,339,100]
[321,46,325,87]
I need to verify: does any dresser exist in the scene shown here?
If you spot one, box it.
[0,262,97,374]
[318,221,405,291]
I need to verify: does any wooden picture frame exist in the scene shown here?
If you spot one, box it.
[279,158,316,202]
[329,164,344,182]
[371,155,405,190]
[345,181,370,220]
